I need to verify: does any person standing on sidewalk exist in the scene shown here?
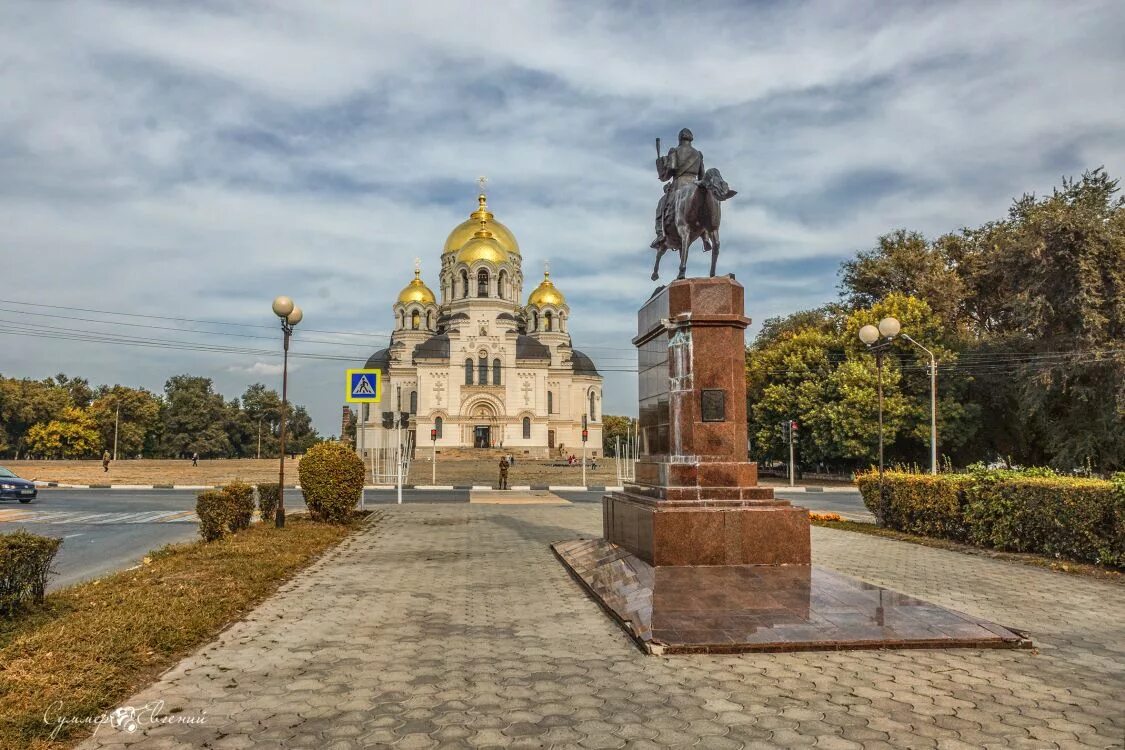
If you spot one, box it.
[498,456,510,490]
[191,452,199,467]
[102,449,111,472]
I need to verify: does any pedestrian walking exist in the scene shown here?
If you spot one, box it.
[101,449,111,472]
[191,452,199,467]
[498,456,510,490]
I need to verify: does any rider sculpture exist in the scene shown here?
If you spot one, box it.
[650,128,737,281]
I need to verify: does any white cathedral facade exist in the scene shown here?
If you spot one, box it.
[355,191,603,457]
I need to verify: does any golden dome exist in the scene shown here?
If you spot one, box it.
[396,268,436,305]
[455,215,508,266]
[443,194,520,259]
[528,269,565,307]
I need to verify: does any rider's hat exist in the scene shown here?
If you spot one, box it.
[678,128,694,142]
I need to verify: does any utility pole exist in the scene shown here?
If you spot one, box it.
[257,418,262,460]
[112,404,120,461]
[788,420,797,487]
[901,333,938,475]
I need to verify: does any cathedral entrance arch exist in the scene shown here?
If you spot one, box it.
[462,396,502,449]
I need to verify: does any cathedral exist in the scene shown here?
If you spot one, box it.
[356,191,603,457]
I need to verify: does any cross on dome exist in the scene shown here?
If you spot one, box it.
[477,175,488,194]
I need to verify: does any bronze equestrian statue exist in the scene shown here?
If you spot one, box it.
[651,128,737,280]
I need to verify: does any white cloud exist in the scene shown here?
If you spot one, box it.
[1,0,1122,428]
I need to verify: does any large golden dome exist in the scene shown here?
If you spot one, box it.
[396,268,436,305]
[528,269,565,307]
[443,194,520,259]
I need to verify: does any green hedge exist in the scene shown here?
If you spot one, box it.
[857,469,1124,566]
[1,531,62,616]
[298,441,364,524]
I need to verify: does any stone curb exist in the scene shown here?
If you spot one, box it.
[34,483,633,492]
[768,485,861,494]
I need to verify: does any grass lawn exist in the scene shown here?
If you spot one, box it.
[0,515,367,749]
[810,517,1123,582]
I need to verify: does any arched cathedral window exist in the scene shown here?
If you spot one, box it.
[547,391,554,414]
[461,270,469,298]
[478,356,488,385]
[477,269,489,298]
[544,311,553,332]
[589,391,597,421]
[434,416,443,438]
[522,417,531,439]
[492,358,502,386]
[498,270,508,299]
[409,390,417,414]
[411,310,420,329]
[465,359,473,385]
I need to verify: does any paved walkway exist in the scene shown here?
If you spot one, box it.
[81,504,1124,749]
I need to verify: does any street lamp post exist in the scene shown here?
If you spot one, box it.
[859,317,899,525]
[272,296,303,528]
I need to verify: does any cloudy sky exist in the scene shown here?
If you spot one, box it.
[2,0,1123,435]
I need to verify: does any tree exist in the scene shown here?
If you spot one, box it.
[601,415,635,456]
[0,375,73,457]
[24,406,100,458]
[160,376,233,458]
[89,386,162,458]
[284,405,320,455]
[239,383,282,457]
[840,230,966,330]
[833,169,1125,472]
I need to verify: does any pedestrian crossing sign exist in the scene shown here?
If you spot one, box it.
[345,369,381,403]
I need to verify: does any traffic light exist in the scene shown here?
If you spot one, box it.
[582,414,588,430]
[399,412,410,428]
[430,428,438,441]
[790,420,799,438]
[382,412,394,429]
[582,429,589,443]
[780,420,790,441]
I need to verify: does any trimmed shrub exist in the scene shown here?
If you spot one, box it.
[298,441,364,523]
[257,482,280,525]
[857,471,969,540]
[196,490,234,542]
[224,480,255,532]
[0,531,62,616]
[856,469,1124,566]
[964,475,1121,565]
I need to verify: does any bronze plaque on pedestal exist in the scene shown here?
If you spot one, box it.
[701,389,725,422]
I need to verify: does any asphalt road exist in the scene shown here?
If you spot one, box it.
[1,487,868,590]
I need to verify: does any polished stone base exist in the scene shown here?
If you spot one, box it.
[604,491,811,566]
[553,538,1030,655]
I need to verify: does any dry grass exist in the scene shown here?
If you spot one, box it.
[810,518,1123,583]
[5,459,300,487]
[0,515,365,749]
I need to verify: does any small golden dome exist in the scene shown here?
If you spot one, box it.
[528,269,565,307]
[443,194,520,259]
[396,268,436,305]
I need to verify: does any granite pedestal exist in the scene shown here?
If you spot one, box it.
[554,276,1028,654]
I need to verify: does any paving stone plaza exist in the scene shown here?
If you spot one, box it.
[82,503,1124,749]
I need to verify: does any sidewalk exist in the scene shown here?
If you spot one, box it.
[80,503,1124,748]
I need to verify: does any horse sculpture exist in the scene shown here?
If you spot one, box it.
[651,168,737,281]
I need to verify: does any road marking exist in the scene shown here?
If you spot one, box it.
[0,510,200,525]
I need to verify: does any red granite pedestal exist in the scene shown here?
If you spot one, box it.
[553,276,1029,654]
[604,277,811,566]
